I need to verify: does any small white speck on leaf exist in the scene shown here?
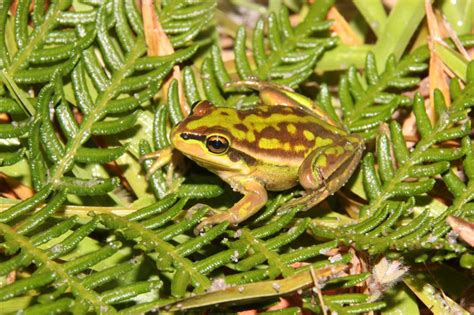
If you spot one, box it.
[329,254,342,263]
[209,278,230,292]
[230,250,240,262]
[272,282,281,292]
[319,248,330,255]
[447,230,459,244]
[234,229,242,238]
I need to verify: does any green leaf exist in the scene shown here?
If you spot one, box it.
[373,0,425,66]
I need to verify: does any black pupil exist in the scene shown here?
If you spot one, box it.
[209,139,224,149]
[207,136,228,153]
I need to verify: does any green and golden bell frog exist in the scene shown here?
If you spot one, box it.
[146,81,364,230]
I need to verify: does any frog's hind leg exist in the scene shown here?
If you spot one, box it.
[225,80,308,109]
[224,80,341,128]
[224,80,294,95]
[281,139,363,212]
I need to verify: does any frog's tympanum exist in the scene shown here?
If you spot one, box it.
[166,81,364,231]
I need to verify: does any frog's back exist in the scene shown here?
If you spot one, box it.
[201,104,349,166]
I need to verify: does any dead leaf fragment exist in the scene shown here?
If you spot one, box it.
[447,215,474,247]
[141,0,188,115]
[425,0,451,117]
[368,257,409,301]
[0,172,34,200]
[327,7,362,46]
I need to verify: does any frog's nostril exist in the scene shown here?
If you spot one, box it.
[181,133,191,140]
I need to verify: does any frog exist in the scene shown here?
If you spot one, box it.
[145,81,364,231]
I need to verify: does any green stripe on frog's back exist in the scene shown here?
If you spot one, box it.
[183,105,348,165]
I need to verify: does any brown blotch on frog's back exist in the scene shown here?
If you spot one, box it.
[256,124,313,148]
[234,123,249,132]
[236,107,274,120]
[258,125,284,139]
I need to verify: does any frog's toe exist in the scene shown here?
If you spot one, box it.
[185,203,209,218]
[194,219,212,235]
[194,216,219,234]
[275,203,292,215]
[194,212,239,235]
[277,189,329,215]
[276,202,304,215]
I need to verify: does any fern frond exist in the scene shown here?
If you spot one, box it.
[185,2,336,109]
[361,83,472,217]
[0,2,207,311]
[317,35,474,138]
[311,69,474,260]
[159,0,217,47]
[339,48,428,138]
[0,218,130,313]
[95,196,373,313]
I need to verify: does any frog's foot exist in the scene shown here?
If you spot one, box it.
[194,179,267,234]
[188,204,221,234]
[279,190,329,215]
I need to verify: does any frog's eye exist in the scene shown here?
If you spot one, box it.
[206,135,229,154]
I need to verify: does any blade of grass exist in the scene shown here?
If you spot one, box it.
[404,274,470,315]
[142,0,187,115]
[328,7,363,45]
[373,0,425,67]
[441,0,473,35]
[353,0,387,38]
[434,42,469,81]
[316,45,372,72]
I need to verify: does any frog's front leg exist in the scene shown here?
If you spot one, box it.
[195,178,267,232]
[280,137,364,212]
